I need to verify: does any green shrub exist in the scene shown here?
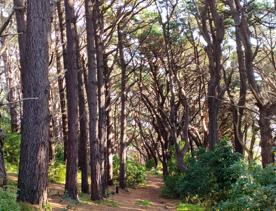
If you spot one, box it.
[177,203,205,211]
[162,140,276,210]
[0,116,20,165]
[3,133,21,165]
[161,174,183,198]
[113,155,146,187]
[54,144,64,163]
[162,141,241,204]
[0,186,20,211]
[48,162,66,184]
[217,164,276,210]
[145,159,155,170]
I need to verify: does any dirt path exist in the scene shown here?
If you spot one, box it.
[49,175,179,211]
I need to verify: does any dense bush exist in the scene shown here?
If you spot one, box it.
[54,144,64,163]
[0,116,21,165]
[48,162,66,184]
[162,141,241,204]
[145,159,155,170]
[3,133,21,165]
[0,186,20,211]
[113,155,146,187]
[162,140,276,210]
[217,164,276,210]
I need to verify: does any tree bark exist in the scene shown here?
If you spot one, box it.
[17,0,51,205]
[118,24,127,189]
[94,0,107,194]
[55,2,68,161]
[199,0,224,149]
[85,0,102,200]
[2,41,19,133]
[105,73,113,185]
[259,105,274,167]
[64,0,79,199]
[78,57,89,193]
[13,0,26,134]
[232,0,274,166]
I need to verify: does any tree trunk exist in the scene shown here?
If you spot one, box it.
[227,0,247,155]
[201,0,224,150]
[78,58,89,193]
[160,141,169,177]
[55,2,68,161]
[94,0,107,194]
[105,76,113,185]
[118,24,127,189]
[17,0,50,205]
[2,43,19,133]
[64,0,79,199]
[232,0,274,166]
[85,0,102,200]
[13,0,26,134]
[13,0,26,68]
[259,105,274,167]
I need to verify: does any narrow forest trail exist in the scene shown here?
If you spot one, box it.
[48,175,179,211]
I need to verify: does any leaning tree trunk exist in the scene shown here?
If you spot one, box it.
[64,0,79,199]
[233,0,274,166]
[233,35,246,155]
[85,0,103,200]
[228,0,247,155]
[17,0,51,205]
[200,0,224,150]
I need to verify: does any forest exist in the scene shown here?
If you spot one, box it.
[0,0,275,210]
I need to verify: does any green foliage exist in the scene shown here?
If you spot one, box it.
[0,186,20,211]
[162,141,241,204]
[3,133,21,165]
[149,163,163,176]
[217,164,276,210]
[18,203,39,211]
[48,162,66,184]
[135,199,152,207]
[54,144,64,163]
[113,155,146,187]
[176,203,205,211]
[161,174,182,199]
[162,140,276,210]
[145,159,155,170]
[5,162,18,174]
[0,116,21,166]
[42,202,52,211]
[97,199,118,208]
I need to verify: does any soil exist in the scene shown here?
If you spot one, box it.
[48,175,179,211]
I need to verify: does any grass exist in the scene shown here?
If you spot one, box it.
[78,193,96,206]
[19,203,40,211]
[135,199,153,207]
[79,193,119,208]
[97,199,119,208]
[5,163,18,174]
[177,203,205,211]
